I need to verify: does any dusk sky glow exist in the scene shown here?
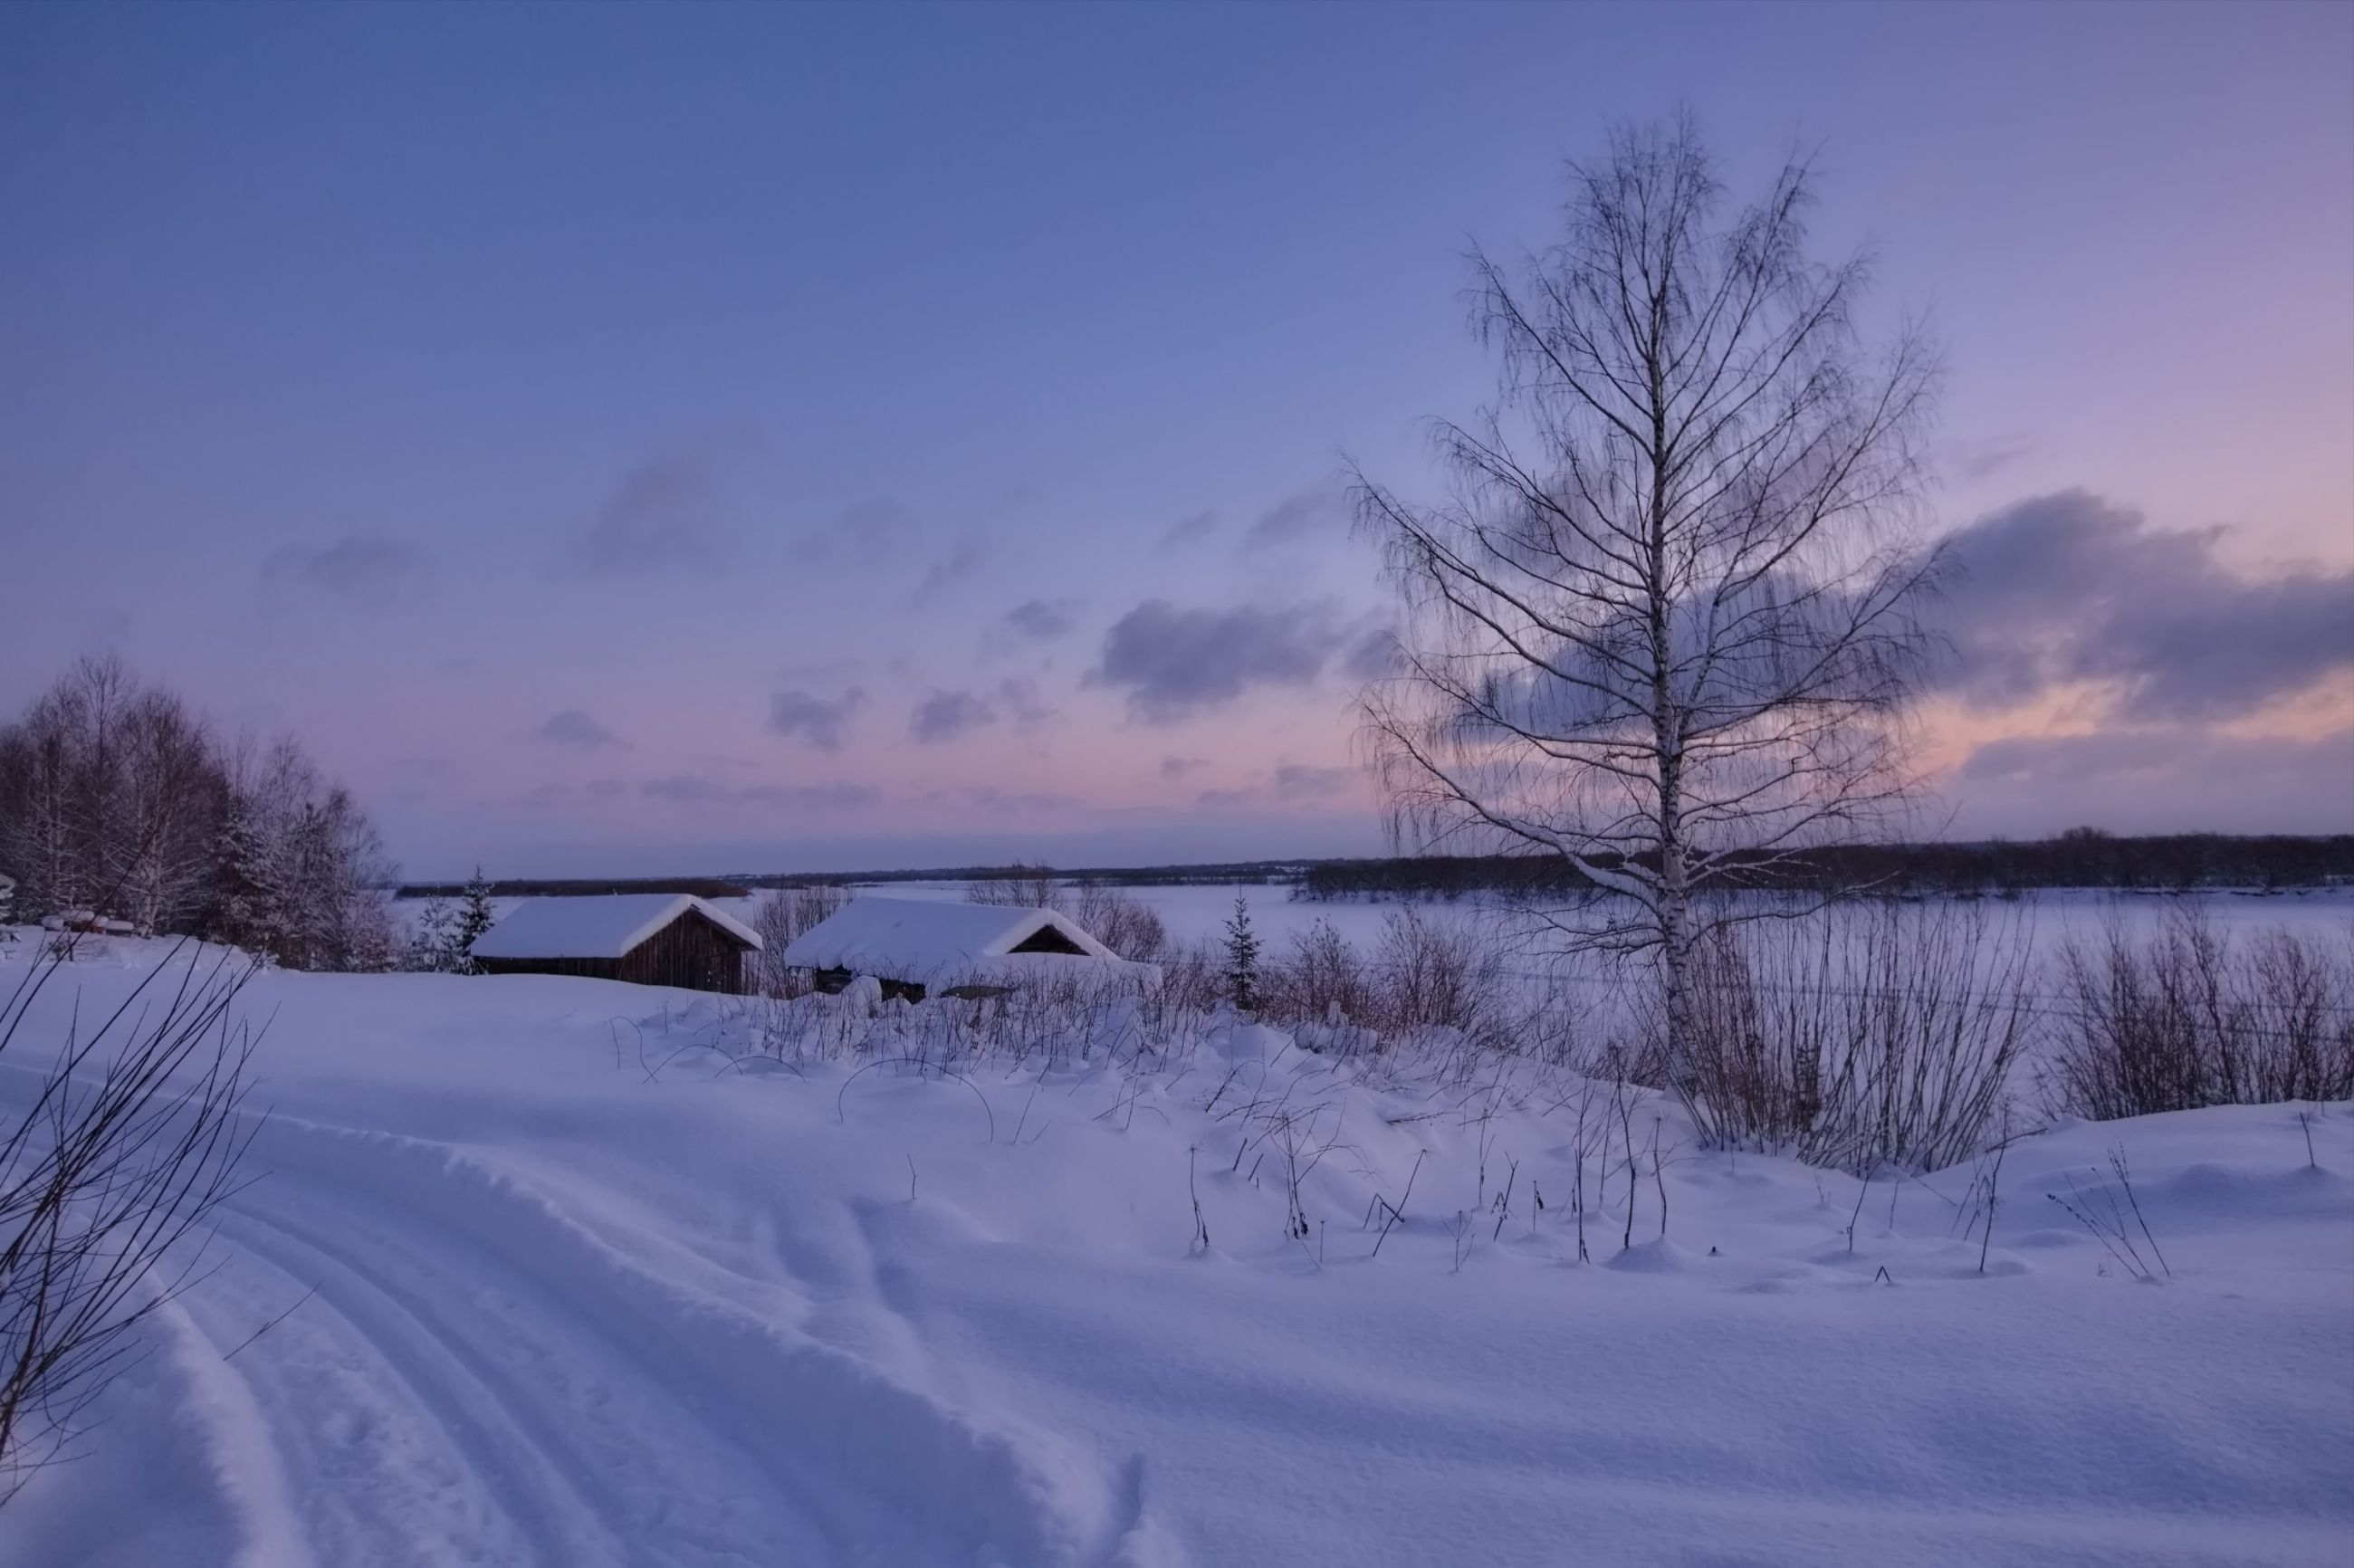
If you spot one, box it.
[4,1,2349,877]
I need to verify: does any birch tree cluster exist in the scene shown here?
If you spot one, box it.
[0,656,396,970]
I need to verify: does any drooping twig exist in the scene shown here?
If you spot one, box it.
[220,1284,318,1365]
[835,1056,996,1145]
[1977,1139,2008,1276]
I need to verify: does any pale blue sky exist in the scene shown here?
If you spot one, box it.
[4,2,2348,875]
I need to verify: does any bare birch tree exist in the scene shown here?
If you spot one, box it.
[1352,118,1941,1085]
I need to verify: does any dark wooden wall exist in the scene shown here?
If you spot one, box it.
[475,909,749,994]
[616,909,746,993]
[475,955,624,980]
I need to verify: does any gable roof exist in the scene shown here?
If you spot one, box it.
[777,895,1122,981]
[472,894,761,961]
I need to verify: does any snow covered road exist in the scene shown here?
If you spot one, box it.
[5,947,2350,1566]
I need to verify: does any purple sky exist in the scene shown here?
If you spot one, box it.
[3,1,2349,878]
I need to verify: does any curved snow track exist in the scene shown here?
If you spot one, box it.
[168,1114,1154,1568]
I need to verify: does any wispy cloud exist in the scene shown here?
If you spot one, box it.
[799,498,923,567]
[1242,484,1348,550]
[1933,490,2354,722]
[995,675,1056,728]
[1005,598,1080,640]
[1953,727,2354,835]
[1194,762,1357,812]
[767,688,865,751]
[915,532,993,602]
[1940,431,2037,485]
[262,536,434,608]
[918,784,1082,816]
[1272,763,1351,801]
[556,456,728,577]
[1157,509,1219,550]
[910,689,996,743]
[1090,598,1343,722]
[908,676,1056,742]
[641,774,877,810]
[533,709,627,751]
[1342,624,1399,681]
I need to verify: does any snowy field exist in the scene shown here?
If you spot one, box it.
[4,894,2351,1567]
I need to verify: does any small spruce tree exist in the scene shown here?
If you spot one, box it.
[1222,895,1260,1012]
[405,896,458,971]
[448,865,497,972]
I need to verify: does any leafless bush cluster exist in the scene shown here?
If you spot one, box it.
[0,942,258,1504]
[1258,910,1527,1062]
[963,865,1060,911]
[1665,900,2037,1174]
[0,655,395,970]
[2045,905,2354,1119]
[962,869,1168,962]
[1139,939,1226,1019]
[730,958,1219,1079]
[1073,885,1168,963]
[1202,1059,1358,1257]
[751,885,849,996]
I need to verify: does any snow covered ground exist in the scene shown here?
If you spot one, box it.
[4,921,2350,1567]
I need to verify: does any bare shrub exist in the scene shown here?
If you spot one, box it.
[751,885,848,996]
[2045,905,2354,1119]
[1142,939,1224,1024]
[1670,900,2037,1174]
[1073,884,1167,962]
[2045,1146,2171,1282]
[1,941,258,1503]
[1266,919,1372,1028]
[1367,907,1514,1052]
[2242,928,2354,1103]
[729,934,1222,1082]
[1254,907,1557,1070]
[965,865,1059,910]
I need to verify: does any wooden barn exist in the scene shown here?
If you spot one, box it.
[470,894,761,993]
[776,894,1143,1002]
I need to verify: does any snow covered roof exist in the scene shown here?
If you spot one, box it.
[471,894,761,961]
[777,895,1124,982]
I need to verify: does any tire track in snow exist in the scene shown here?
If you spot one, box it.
[199,1209,617,1568]
[847,1198,1187,1568]
[231,1111,1125,1565]
[226,1190,830,1566]
[151,1293,318,1568]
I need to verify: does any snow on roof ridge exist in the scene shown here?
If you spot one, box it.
[775,894,1121,980]
[472,894,761,961]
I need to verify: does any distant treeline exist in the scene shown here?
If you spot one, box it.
[732,861,1307,892]
[397,834,2354,909]
[1300,833,2354,900]
[397,876,752,901]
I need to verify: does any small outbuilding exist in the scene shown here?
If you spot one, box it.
[778,895,1139,1001]
[471,894,761,993]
